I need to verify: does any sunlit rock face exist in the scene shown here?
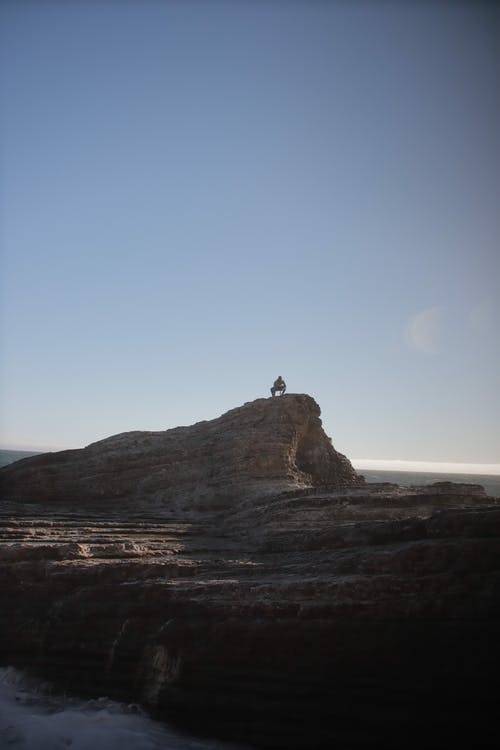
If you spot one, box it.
[1,396,499,749]
[0,394,362,512]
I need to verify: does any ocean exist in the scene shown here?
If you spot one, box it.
[0,451,40,468]
[0,667,250,750]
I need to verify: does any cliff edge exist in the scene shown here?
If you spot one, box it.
[2,397,498,749]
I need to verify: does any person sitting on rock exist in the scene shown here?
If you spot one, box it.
[271,376,286,397]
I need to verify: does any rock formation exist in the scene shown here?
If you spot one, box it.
[0,395,499,749]
[0,394,362,512]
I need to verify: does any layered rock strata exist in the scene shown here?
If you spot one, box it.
[0,394,361,511]
[0,396,499,749]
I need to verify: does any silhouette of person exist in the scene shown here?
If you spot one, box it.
[271,376,286,397]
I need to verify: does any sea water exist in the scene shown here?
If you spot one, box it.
[0,667,250,750]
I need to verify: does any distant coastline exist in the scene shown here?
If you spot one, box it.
[359,468,500,498]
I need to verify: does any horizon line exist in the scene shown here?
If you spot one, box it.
[352,459,500,476]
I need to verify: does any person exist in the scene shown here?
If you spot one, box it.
[271,376,286,397]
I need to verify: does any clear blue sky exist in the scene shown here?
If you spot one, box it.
[1,0,499,465]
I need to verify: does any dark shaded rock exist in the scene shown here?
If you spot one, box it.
[0,396,499,748]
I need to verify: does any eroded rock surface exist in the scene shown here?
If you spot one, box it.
[0,396,499,749]
[0,395,361,513]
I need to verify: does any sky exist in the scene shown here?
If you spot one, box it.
[1,0,499,470]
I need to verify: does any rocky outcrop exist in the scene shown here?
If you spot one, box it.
[0,395,361,513]
[0,396,499,749]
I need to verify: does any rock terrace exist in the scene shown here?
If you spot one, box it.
[1,395,499,749]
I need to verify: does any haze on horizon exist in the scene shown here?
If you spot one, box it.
[1,1,499,468]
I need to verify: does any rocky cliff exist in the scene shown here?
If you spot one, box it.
[0,396,499,749]
[0,394,361,512]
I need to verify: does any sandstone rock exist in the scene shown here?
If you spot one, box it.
[0,394,362,512]
[0,396,499,749]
